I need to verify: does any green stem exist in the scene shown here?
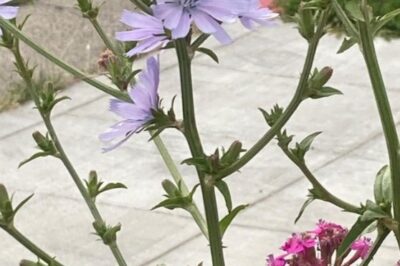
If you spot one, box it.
[128,0,152,14]
[175,38,225,266]
[88,18,119,56]
[359,227,390,266]
[152,133,209,239]
[331,0,359,38]
[280,145,362,214]
[11,40,128,266]
[215,10,330,180]
[2,225,63,266]
[358,6,400,247]
[0,19,128,101]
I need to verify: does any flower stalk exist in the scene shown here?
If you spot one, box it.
[10,36,128,266]
[2,225,63,266]
[357,1,400,246]
[215,9,331,180]
[175,38,225,266]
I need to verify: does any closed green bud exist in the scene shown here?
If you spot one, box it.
[297,3,315,41]
[77,0,99,18]
[312,67,333,89]
[32,131,48,150]
[221,141,243,167]
[162,179,179,197]
[0,184,9,207]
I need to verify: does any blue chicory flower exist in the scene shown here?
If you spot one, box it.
[0,0,18,36]
[153,0,236,44]
[116,9,170,57]
[237,0,278,30]
[100,56,160,151]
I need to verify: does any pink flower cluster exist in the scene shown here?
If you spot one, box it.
[266,220,372,266]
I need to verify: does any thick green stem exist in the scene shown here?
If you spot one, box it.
[152,134,208,239]
[11,41,128,266]
[175,39,225,266]
[358,8,400,247]
[280,145,362,214]
[2,225,63,266]
[215,10,330,180]
[0,19,128,101]
[359,227,390,266]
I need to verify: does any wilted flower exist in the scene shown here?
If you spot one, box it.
[116,10,170,57]
[100,56,160,151]
[0,0,19,36]
[153,0,236,44]
[236,0,278,30]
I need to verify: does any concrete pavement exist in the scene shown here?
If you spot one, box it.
[1,20,400,265]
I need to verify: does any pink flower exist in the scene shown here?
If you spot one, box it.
[312,220,348,261]
[281,233,316,254]
[351,237,372,260]
[266,254,286,266]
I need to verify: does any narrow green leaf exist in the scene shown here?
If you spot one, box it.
[13,194,34,217]
[196,47,219,63]
[337,218,373,258]
[310,86,343,99]
[18,151,53,168]
[215,180,233,212]
[151,197,188,211]
[345,0,364,21]
[337,38,357,54]
[373,9,400,35]
[295,197,314,224]
[219,204,249,236]
[98,183,127,195]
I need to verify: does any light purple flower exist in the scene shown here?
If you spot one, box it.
[236,0,278,30]
[0,0,18,36]
[116,9,169,57]
[100,56,160,151]
[153,0,236,44]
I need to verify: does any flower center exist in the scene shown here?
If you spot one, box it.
[180,0,198,8]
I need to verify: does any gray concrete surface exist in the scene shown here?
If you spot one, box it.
[0,0,134,109]
[1,20,400,265]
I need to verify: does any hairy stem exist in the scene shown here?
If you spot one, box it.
[279,143,362,214]
[2,225,63,266]
[358,4,400,247]
[175,38,225,266]
[11,40,128,266]
[215,10,330,180]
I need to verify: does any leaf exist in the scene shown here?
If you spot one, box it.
[291,132,322,161]
[196,47,219,63]
[337,38,357,54]
[374,165,392,204]
[310,86,343,99]
[373,8,400,35]
[13,194,34,217]
[98,183,127,195]
[345,0,364,21]
[295,197,314,224]
[337,217,373,258]
[215,180,233,212]
[18,151,53,168]
[47,96,71,113]
[219,204,248,236]
[151,197,189,211]
[361,200,389,222]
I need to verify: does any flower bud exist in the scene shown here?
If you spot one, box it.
[162,179,179,197]
[0,184,9,206]
[312,67,333,89]
[297,2,315,41]
[221,141,243,167]
[32,131,48,150]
